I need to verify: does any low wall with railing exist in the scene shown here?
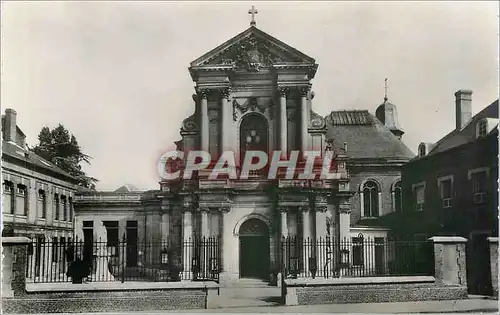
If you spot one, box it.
[281,236,469,305]
[3,237,220,314]
[25,237,220,284]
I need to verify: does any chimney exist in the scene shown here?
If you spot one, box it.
[455,90,472,130]
[3,109,17,142]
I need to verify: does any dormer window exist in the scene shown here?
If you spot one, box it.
[476,119,488,138]
[418,143,426,157]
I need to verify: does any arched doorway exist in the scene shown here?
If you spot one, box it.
[239,218,270,279]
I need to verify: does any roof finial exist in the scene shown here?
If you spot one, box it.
[248,5,258,26]
[384,78,388,102]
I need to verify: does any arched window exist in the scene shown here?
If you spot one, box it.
[362,180,380,217]
[476,119,488,138]
[392,181,402,213]
[239,113,268,167]
[418,144,426,157]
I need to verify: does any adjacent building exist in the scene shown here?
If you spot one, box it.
[399,91,498,295]
[2,108,79,280]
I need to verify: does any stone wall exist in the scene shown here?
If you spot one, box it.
[2,289,207,314]
[283,236,469,306]
[292,282,467,305]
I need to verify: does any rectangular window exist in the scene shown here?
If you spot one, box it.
[82,221,94,252]
[3,181,14,214]
[54,194,60,220]
[414,184,425,211]
[61,196,67,221]
[103,221,119,256]
[471,171,488,204]
[439,178,453,208]
[37,190,47,219]
[16,184,28,216]
[68,197,73,221]
[352,237,364,266]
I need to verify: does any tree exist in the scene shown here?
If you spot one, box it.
[31,124,98,189]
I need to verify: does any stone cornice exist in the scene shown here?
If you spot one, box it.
[273,63,318,78]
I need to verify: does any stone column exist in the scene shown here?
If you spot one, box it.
[279,207,288,284]
[161,213,169,245]
[279,88,288,158]
[301,206,312,276]
[2,237,31,298]
[220,88,231,153]
[281,208,289,237]
[219,208,233,284]
[182,210,193,277]
[488,237,498,297]
[199,90,209,152]
[338,200,351,276]
[299,87,309,157]
[429,236,468,287]
[200,208,210,277]
[314,206,328,277]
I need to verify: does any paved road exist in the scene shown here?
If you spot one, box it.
[25,298,498,314]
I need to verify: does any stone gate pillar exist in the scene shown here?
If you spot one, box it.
[429,236,467,287]
[2,237,31,298]
[488,237,498,297]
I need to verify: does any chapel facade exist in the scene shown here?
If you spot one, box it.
[74,20,415,284]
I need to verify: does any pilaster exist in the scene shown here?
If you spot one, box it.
[199,89,209,152]
[278,87,289,158]
[299,86,309,157]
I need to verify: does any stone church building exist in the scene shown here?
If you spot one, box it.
[74,20,414,283]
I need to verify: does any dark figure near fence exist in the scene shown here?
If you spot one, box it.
[65,244,87,284]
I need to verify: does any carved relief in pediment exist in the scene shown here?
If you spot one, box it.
[201,34,303,71]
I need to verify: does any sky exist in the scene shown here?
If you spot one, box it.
[1,1,498,191]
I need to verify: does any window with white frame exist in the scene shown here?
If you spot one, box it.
[362,180,380,217]
[413,183,425,211]
[438,176,453,208]
[470,169,488,204]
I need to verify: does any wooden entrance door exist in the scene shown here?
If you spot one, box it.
[238,218,270,279]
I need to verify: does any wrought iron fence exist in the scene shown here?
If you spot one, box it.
[280,236,435,279]
[26,237,220,283]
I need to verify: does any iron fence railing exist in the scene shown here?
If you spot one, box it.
[26,237,220,283]
[280,236,435,279]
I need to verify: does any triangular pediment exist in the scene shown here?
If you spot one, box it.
[190,26,316,70]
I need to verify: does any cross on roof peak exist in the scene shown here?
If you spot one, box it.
[384,78,389,101]
[248,5,258,26]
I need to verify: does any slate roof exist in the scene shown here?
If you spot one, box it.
[427,99,499,156]
[2,140,77,182]
[324,110,415,160]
